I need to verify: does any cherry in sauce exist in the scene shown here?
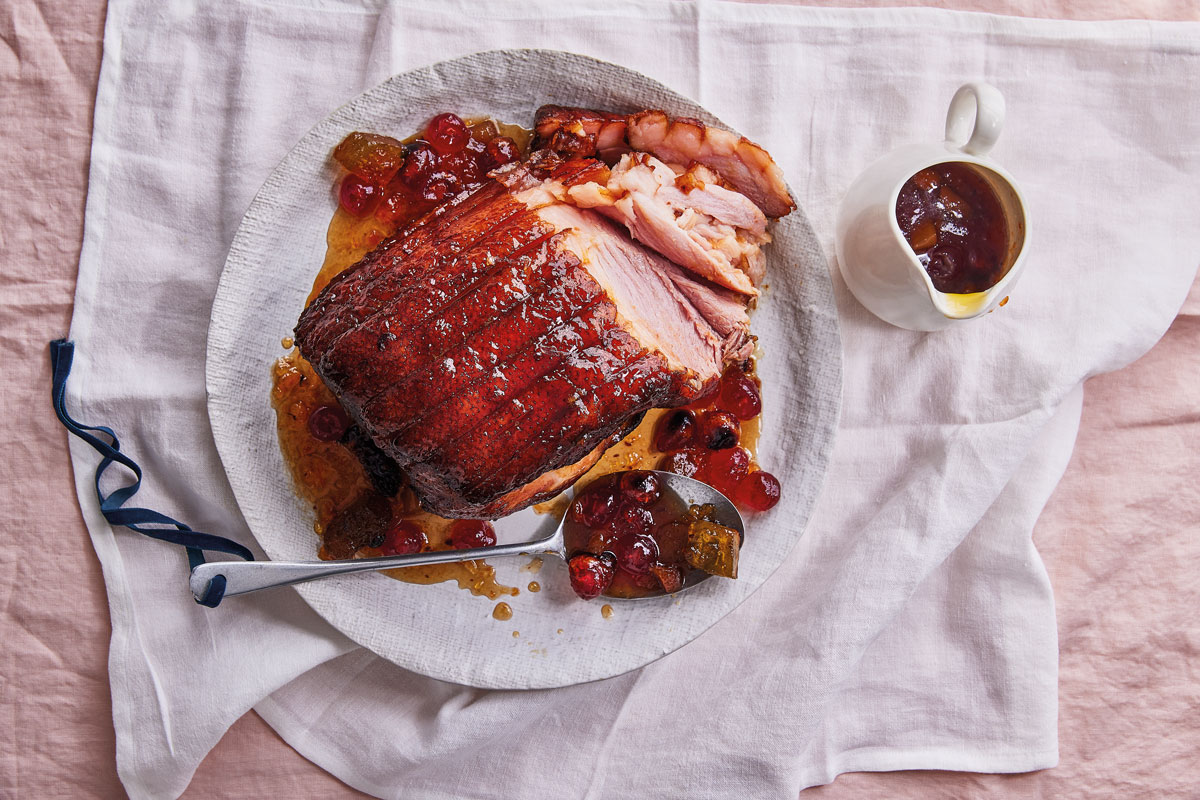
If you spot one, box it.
[332,113,519,227]
[563,471,727,599]
[656,363,781,514]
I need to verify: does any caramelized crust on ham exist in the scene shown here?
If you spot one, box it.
[533,105,796,219]
[295,169,748,519]
[534,105,630,162]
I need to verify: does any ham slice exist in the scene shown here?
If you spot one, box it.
[533,105,796,219]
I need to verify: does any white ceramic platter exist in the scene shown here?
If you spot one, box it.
[206,49,841,689]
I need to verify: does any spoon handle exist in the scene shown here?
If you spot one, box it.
[190,537,558,602]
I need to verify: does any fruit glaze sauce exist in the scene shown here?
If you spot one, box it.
[271,112,782,603]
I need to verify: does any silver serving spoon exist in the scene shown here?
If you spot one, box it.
[190,470,743,602]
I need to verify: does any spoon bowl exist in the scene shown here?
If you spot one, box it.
[190,470,744,604]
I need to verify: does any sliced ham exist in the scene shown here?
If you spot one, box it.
[533,105,796,219]
[508,152,769,296]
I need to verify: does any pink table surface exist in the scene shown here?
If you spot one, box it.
[2,1,1197,797]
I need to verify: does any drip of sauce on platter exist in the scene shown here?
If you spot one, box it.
[601,604,614,619]
[493,602,513,621]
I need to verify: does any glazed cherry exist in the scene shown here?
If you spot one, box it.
[619,470,662,506]
[399,142,438,191]
[425,113,469,156]
[436,150,484,186]
[703,446,751,490]
[446,519,497,549]
[613,505,654,537]
[307,404,350,442]
[659,448,706,479]
[380,520,427,555]
[485,136,520,169]
[375,186,423,224]
[653,409,697,452]
[570,489,618,528]
[568,553,615,599]
[719,373,762,421]
[420,171,463,202]
[735,470,782,512]
[700,410,741,450]
[338,175,379,217]
[612,533,658,575]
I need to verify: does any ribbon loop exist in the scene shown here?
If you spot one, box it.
[50,339,253,607]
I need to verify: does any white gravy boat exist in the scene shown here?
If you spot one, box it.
[835,83,1029,331]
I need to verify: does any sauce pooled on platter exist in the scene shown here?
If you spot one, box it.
[895,162,1009,295]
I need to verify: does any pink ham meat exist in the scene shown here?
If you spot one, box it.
[295,158,750,519]
[563,154,770,296]
[533,105,796,219]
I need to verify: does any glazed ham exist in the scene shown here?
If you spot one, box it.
[534,105,796,219]
[295,158,750,518]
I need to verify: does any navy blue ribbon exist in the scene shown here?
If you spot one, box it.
[50,339,252,607]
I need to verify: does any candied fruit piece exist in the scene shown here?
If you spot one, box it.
[653,409,696,452]
[446,519,497,549]
[907,219,938,252]
[333,131,406,184]
[436,149,485,187]
[399,141,438,191]
[683,518,741,579]
[702,446,751,495]
[568,553,615,599]
[649,563,684,593]
[339,175,380,217]
[468,119,500,143]
[618,470,662,506]
[425,113,469,156]
[381,520,427,555]
[613,505,654,537]
[420,171,463,202]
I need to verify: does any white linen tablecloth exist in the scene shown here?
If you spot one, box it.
[65,1,1200,796]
